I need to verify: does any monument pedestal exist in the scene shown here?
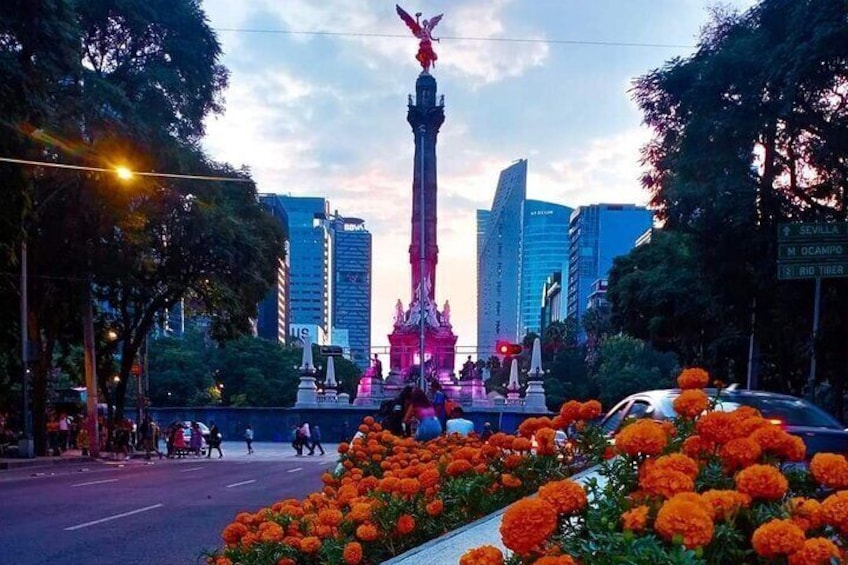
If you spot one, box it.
[524,379,547,411]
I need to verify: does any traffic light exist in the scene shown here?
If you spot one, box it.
[319,345,344,357]
[496,341,523,356]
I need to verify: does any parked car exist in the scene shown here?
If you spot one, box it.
[600,388,848,459]
[181,421,211,455]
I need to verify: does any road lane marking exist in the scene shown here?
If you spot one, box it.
[65,504,163,531]
[71,478,119,488]
[179,466,205,473]
[287,468,302,473]
[225,479,256,488]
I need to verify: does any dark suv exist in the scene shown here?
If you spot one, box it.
[600,388,848,458]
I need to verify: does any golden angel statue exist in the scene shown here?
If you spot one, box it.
[396,5,444,73]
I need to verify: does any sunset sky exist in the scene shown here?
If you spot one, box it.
[200,0,755,353]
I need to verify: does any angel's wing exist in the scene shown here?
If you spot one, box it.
[428,14,444,31]
[396,5,420,34]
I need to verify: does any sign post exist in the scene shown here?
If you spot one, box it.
[777,222,848,400]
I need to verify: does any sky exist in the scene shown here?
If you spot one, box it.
[200,0,755,354]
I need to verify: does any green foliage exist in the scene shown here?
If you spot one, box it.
[594,335,679,407]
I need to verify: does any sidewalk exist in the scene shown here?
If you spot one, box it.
[0,449,94,471]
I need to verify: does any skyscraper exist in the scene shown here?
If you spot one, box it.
[566,204,653,329]
[518,200,572,337]
[477,159,527,354]
[256,195,290,344]
[268,195,332,345]
[330,213,372,371]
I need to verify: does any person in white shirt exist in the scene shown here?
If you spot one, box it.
[445,407,475,437]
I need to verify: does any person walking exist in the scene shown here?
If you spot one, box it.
[207,422,223,458]
[244,425,254,454]
[140,415,163,460]
[190,422,203,457]
[299,422,313,455]
[58,413,70,452]
[291,424,304,456]
[309,424,325,455]
[430,381,447,432]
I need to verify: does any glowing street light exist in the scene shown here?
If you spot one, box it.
[115,166,134,180]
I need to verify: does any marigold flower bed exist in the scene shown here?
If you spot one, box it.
[463,368,848,564]
[208,407,602,565]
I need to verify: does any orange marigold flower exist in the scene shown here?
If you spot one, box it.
[810,453,848,490]
[426,499,445,516]
[221,522,248,546]
[500,498,558,556]
[654,497,714,548]
[639,468,695,499]
[751,425,800,459]
[787,537,841,565]
[538,479,587,515]
[355,523,379,542]
[615,419,668,457]
[677,367,710,390]
[579,400,602,421]
[276,559,295,565]
[258,521,284,543]
[363,416,375,425]
[719,437,762,471]
[700,490,750,521]
[681,435,715,460]
[621,505,650,532]
[419,467,441,489]
[559,400,582,426]
[652,453,700,479]
[397,514,416,535]
[300,536,322,554]
[534,428,558,456]
[398,477,421,497]
[511,437,533,452]
[504,453,525,469]
[784,435,806,461]
[518,417,540,438]
[459,545,505,565]
[751,519,805,558]
[501,473,523,488]
[735,464,788,501]
[695,411,738,445]
[820,491,848,534]
[317,508,344,527]
[533,557,577,565]
[343,541,363,565]
[788,497,823,531]
[447,460,474,476]
[673,389,710,418]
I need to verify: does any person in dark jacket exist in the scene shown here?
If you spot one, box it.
[207,422,223,458]
[309,424,325,455]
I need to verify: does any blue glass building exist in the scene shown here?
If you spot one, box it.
[566,204,653,332]
[330,213,372,371]
[518,200,572,337]
[477,160,527,353]
[257,195,290,344]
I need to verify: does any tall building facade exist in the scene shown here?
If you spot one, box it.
[566,204,653,328]
[517,200,572,337]
[330,213,372,371]
[477,159,527,354]
[257,195,290,344]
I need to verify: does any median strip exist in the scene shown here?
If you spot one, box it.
[64,503,164,531]
[225,479,256,488]
[71,478,119,488]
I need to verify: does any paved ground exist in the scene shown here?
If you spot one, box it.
[0,442,338,565]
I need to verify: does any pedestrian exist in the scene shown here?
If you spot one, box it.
[372,354,383,379]
[244,424,254,454]
[290,425,303,456]
[445,406,475,437]
[172,423,187,458]
[299,422,313,455]
[58,413,69,452]
[481,422,494,441]
[46,414,60,456]
[190,422,202,457]
[207,422,223,458]
[310,424,325,455]
[404,387,442,441]
[140,414,163,460]
[430,381,447,432]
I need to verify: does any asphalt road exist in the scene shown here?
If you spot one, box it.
[0,443,337,565]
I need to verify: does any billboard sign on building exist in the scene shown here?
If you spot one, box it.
[289,324,328,347]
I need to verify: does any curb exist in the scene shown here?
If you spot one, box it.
[0,456,95,471]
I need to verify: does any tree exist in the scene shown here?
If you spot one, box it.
[631,0,848,414]
[594,335,679,408]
